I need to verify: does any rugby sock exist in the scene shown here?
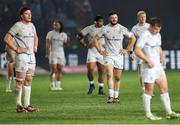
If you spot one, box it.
[98,83,104,88]
[16,86,22,106]
[143,93,152,117]
[56,81,61,89]
[114,90,119,98]
[23,85,31,107]
[89,81,94,85]
[109,88,114,98]
[160,93,172,114]
[51,81,56,89]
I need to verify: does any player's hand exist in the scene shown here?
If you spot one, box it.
[99,50,107,56]
[160,56,166,66]
[130,52,136,60]
[120,49,128,55]
[16,47,28,54]
[147,60,155,68]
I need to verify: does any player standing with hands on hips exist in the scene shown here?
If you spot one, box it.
[4,7,38,112]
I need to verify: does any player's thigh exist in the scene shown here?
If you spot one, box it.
[96,61,105,73]
[27,54,36,76]
[87,62,96,72]
[15,53,29,73]
[106,63,114,78]
[57,64,63,72]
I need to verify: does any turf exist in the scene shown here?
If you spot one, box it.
[0,70,180,124]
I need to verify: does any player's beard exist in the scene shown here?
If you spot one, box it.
[110,21,118,26]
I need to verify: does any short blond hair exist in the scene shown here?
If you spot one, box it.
[137,11,146,17]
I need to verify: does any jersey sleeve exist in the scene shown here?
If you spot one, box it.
[80,26,90,36]
[46,31,52,40]
[63,33,68,43]
[8,23,20,37]
[136,33,147,48]
[96,27,105,40]
[122,26,133,38]
[131,26,136,36]
[32,24,37,34]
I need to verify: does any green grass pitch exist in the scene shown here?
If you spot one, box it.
[0,70,180,124]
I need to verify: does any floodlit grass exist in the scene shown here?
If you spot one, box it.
[0,70,180,124]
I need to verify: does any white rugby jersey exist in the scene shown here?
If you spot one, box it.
[136,30,161,64]
[100,23,133,56]
[8,21,36,54]
[131,23,150,39]
[46,30,67,55]
[81,24,105,53]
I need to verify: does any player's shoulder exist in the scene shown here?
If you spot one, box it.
[13,21,22,27]
[29,22,35,27]
[47,30,54,35]
[141,30,150,37]
[118,24,129,31]
[60,32,67,37]
[85,24,94,29]
[104,24,110,28]
[131,23,138,30]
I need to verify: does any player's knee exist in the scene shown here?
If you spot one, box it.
[51,68,57,74]
[159,87,168,93]
[57,67,62,73]
[24,74,33,86]
[107,73,113,80]
[88,68,94,74]
[15,78,24,89]
[16,78,24,84]
[145,89,153,96]
[115,76,120,82]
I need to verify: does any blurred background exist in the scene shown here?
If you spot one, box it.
[0,0,179,73]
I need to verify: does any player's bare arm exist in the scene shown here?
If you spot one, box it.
[160,47,166,66]
[34,33,38,53]
[135,47,154,68]
[63,36,70,48]
[93,35,107,56]
[120,35,136,55]
[45,38,50,59]
[77,32,87,48]
[4,33,27,54]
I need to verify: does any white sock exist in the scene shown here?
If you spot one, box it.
[160,93,172,114]
[23,85,31,107]
[56,81,61,88]
[6,77,12,90]
[51,81,56,89]
[114,90,119,98]
[143,93,152,117]
[89,81,94,85]
[109,88,114,98]
[16,86,22,106]
[99,83,104,88]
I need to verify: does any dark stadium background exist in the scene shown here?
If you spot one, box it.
[0,0,179,70]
